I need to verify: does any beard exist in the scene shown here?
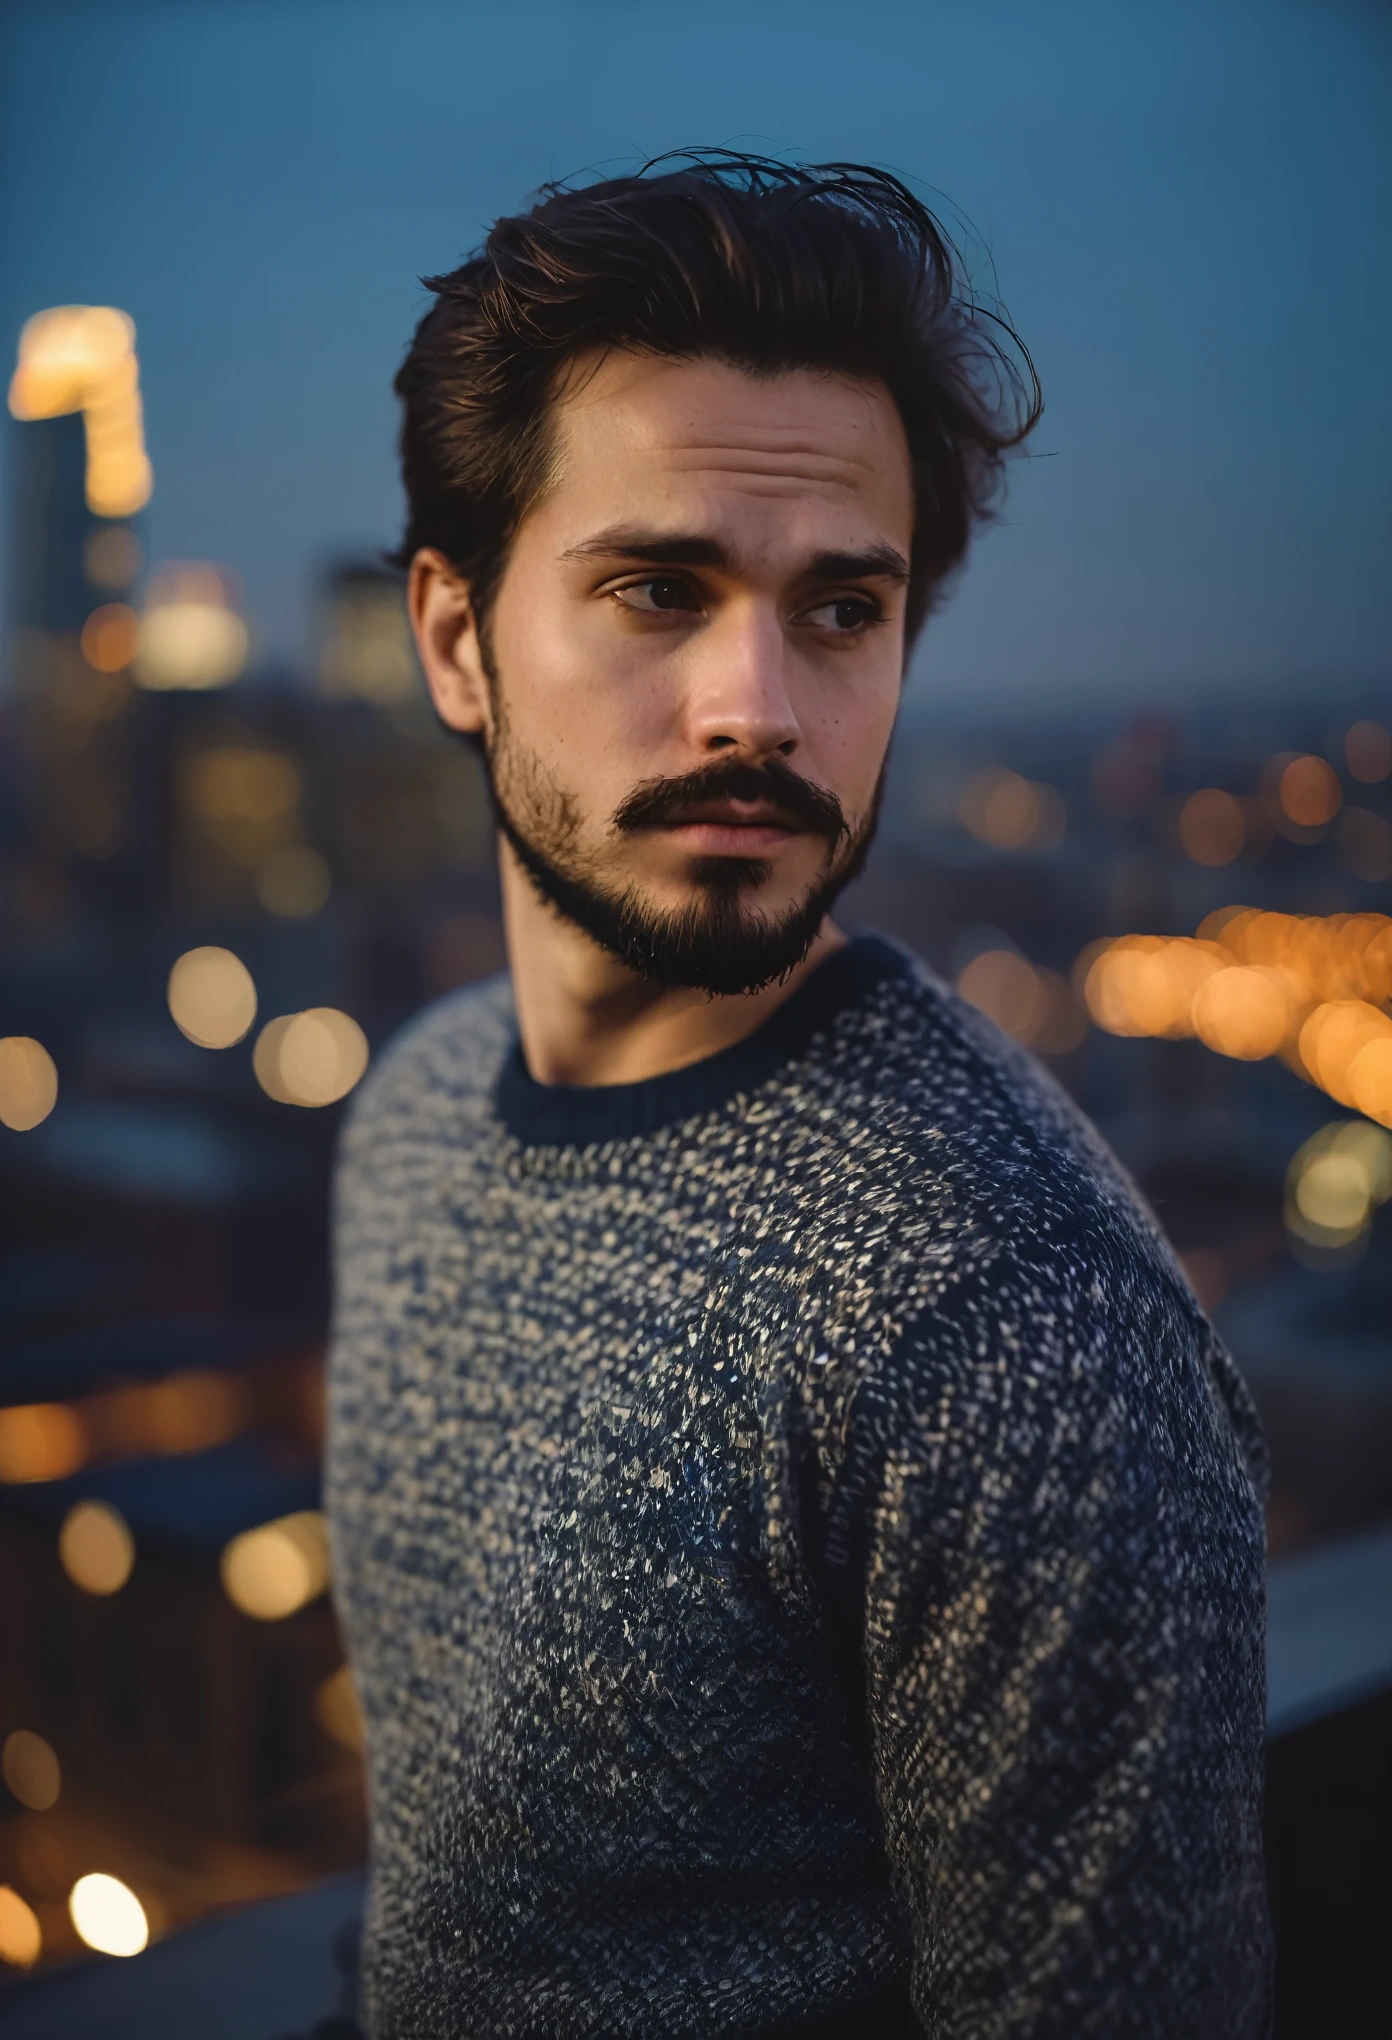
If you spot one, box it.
[482,705,883,999]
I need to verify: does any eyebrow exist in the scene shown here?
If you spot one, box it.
[560,527,910,584]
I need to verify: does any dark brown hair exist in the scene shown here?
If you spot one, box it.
[392,150,1041,642]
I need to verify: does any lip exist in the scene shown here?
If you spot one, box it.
[659,819,802,855]
[650,799,805,856]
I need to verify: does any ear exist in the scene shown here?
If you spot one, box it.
[408,548,493,741]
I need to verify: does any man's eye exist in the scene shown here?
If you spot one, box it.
[803,596,880,633]
[614,577,700,614]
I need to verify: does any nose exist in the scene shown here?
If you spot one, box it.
[682,599,800,761]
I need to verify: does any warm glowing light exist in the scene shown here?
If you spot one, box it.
[1299,1001,1392,1106]
[1296,1153,1370,1231]
[59,1500,135,1596]
[256,844,331,918]
[252,1016,297,1103]
[87,1369,245,1459]
[1083,937,1224,1040]
[2,1730,61,1811]
[221,1510,331,1620]
[1279,754,1341,829]
[1077,913,1392,1118]
[1,1373,243,1483]
[1083,940,1161,1037]
[69,1873,149,1957]
[1178,788,1245,867]
[0,1402,88,1483]
[1285,1119,1392,1250]
[1349,1037,1392,1129]
[1346,719,1392,785]
[254,1008,369,1107]
[1191,966,1291,1061]
[10,307,133,415]
[0,1886,42,1969]
[957,769,1065,851]
[315,1664,366,1752]
[0,1036,58,1131]
[167,947,257,1049]
[135,565,247,690]
[9,306,152,516]
[80,602,140,673]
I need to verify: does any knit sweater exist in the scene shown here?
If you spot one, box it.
[326,934,1272,2039]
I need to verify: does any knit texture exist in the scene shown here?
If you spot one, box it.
[326,935,1272,2039]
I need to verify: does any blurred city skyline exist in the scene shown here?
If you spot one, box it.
[2,0,1390,708]
[2,12,1391,2005]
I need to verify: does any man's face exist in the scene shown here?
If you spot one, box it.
[427,350,914,993]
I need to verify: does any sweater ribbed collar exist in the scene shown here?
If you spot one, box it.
[493,932,910,1148]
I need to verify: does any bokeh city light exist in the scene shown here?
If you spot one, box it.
[0,1035,59,1131]
[315,1664,367,1753]
[220,1509,332,1620]
[1178,788,1246,867]
[7,305,153,518]
[58,1500,136,1597]
[2,1729,62,1812]
[254,1008,369,1107]
[135,564,248,691]
[167,947,258,1049]
[0,1402,88,1484]
[1081,912,1392,1124]
[1285,1119,1392,1253]
[957,767,1066,852]
[0,1885,43,1969]
[68,1873,150,1958]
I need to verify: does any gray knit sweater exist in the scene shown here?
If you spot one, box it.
[326,935,1272,2039]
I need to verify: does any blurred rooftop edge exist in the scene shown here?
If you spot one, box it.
[0,350,1390,2031]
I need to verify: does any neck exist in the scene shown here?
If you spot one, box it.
[498,840,847,1087]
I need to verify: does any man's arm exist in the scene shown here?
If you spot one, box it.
[835,1249,1272,2038]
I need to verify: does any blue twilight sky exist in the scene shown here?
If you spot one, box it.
[1,0,1388,709]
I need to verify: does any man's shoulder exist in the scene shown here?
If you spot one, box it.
[337,971,515,1170]
[818,941,1157,1249]
[824,947,1267,1467]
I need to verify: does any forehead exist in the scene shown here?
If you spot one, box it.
[539,350,913,559]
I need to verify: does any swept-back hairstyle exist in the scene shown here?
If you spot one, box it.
[392,150,1041,643]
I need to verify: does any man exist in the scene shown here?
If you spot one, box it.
[328,154,1271,2037]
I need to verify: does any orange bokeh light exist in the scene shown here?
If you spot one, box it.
[1349,1038,1392,1128]
[1279,754,1341,829]
[0,1403,89,1484]
[1083,936,1225,1040]
[1300,1001,1392,1106]
[1076,910,1392,1122]
[81,602,140,673]
[1191,966,1291,1061]
[1178,788,1245,867]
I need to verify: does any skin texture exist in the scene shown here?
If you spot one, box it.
[410,350,914,1085]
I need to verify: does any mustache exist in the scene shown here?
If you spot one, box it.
[611,756,850,848]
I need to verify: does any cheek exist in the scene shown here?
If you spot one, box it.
[803,660,900,811]
[493,588,669,766]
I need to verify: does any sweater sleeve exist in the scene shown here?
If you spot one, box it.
[832,1242,1272,2039]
